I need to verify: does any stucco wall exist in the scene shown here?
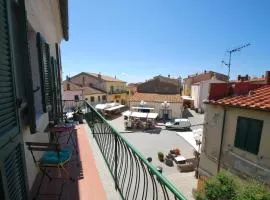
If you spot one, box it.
[85,94,107,105]
[70,73,106,91]
[199,104,270,184]
[22,0,64,190]
[191,85,199,108]
[129,102,182,119]
[62,90,83,101]
[105,81,126,93]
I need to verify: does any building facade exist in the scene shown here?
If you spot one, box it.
[183,70,228,96]
[62,80,106,105]
[69,72,127,104]
[129,93,183,119]
[0,0,68,198]
[137,75,182,94]
[199,79,270,186]
[191,78,225,113]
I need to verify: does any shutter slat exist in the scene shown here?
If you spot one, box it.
[0,0,17,136]
[4,145,26,200]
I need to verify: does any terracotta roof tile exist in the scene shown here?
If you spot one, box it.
[129,92,182,103]
[207,85,270,111]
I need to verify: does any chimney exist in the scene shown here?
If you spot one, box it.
[266,71,270,84]
[204,70,207,74]
[98,72,101,79]
[168,74,170,78]
[114,75,116,79]
[66,75,69,81]
[237,75,241,81]
[245,74,249,81]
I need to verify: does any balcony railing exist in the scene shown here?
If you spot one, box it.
[62,100,187,200]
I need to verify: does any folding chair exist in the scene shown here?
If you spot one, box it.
[26,142,75,200]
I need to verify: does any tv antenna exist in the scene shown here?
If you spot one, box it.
[222,43,250,80]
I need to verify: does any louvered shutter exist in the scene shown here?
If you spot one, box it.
[50,57,61,121]
[55,43,63,116]
[0,0,27,199]
[19,0,36,133]
[36,33,52,113]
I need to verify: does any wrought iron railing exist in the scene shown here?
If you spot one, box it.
[83,101,187,200]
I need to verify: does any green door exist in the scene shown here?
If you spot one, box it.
[0,0,27,199]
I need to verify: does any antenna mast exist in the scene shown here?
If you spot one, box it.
[222,43,250,80]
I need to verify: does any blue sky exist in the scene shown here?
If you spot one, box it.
[61,0,270,83]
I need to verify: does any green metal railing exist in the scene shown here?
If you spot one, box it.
[63,100,187,200]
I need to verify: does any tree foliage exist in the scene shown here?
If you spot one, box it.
[195,171,270,200]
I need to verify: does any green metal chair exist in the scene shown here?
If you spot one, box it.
[26,142,75,200]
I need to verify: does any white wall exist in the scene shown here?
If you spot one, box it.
[22,0,64,190]
[191,85,199,108]
[192,79,225,112]
[129,101,183,119]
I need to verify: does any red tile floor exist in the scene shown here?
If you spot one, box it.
[30,124,107,200]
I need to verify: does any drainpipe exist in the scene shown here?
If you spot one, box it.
[217,108,227,173]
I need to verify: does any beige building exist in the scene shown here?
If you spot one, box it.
[62,80,106,105]
[129,93,183,119]
[69,72,127,104]
[199,82,270,185]
[0,0,68,198]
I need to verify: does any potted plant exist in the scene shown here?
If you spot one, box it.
[158,152,164,162]
[174,148,180,155]
[73,106,84,124]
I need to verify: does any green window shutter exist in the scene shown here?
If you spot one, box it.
[55,43,63,116]
[36,33,51,113]
[245,119,263,155]
[235,117,263,155]
[3,144,27,199]
[19,0,36,133]
[0,0,27,199]
[234,117,248,149]
[0,0,20,142]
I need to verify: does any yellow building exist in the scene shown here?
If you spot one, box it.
[69,72,127,104]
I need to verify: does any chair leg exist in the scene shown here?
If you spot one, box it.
[61,165,75,182]
[35,170,45,199]
[40,168,53,182]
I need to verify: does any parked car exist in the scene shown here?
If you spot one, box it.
[165,119,191,130]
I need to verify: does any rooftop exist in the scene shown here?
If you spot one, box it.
[207,84,270,111]
[62,80,105,94]
[86,72,126,83]
[129,92,182,103]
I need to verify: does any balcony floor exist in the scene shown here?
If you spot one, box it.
[30,124,120,200]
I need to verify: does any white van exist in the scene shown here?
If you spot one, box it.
[165,119,191,130]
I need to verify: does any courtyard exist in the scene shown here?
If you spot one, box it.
[108,109,205,200]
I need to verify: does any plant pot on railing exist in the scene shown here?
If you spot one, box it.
[158,152,164,162]
[73,106,84,124]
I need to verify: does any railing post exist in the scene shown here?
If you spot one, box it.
[114,133,118,190]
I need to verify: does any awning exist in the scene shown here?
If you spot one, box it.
[132,107,154,110]
[131,112,148,118]
[105,105,125,111]
[181,96,194,101]
[95,104,108,110]
[122,110,131,116]
[147,113,158,119]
